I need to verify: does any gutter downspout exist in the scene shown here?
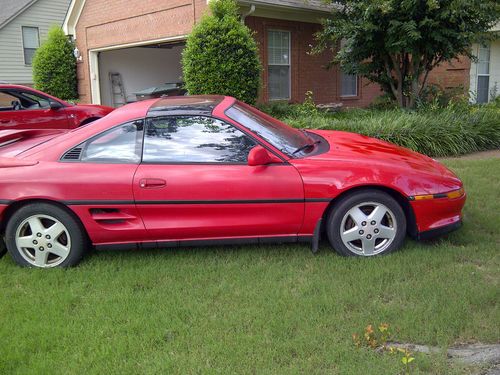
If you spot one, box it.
[241,4,255,24]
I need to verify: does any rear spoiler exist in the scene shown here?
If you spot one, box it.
[0,129,63,146]
[0,129,64,167]
[0,157,38,168]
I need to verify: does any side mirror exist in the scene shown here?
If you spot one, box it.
[248,145,281,166]
[49,101,63,110]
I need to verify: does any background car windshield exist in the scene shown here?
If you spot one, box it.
[226,102,309,156]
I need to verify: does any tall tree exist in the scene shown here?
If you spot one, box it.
[182,0,261,104]
[32,26,77,100]
[316,0,500,108]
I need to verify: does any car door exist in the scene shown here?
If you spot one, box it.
[133,115,305,242]
[0,89,69,129]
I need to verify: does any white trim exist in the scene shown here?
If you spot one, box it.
[476,43,491,103]
[63,0,86,38]
[267,29,291,101]
[87,35,187,104]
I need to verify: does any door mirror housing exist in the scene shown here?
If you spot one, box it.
[49,101,63,110]
[248,145,282,166]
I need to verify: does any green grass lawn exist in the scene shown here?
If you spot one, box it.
[0,158,498,374]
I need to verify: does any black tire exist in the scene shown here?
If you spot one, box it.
[5,203,87,268]
[326,190,406,257]
[0,237,6,259]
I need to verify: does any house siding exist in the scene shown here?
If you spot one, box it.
[0,0,71,85]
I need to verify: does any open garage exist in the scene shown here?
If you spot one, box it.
[96,41,185,107]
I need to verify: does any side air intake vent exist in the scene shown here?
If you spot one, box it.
[62,147,83,161]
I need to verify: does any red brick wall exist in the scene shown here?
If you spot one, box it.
[74,0,207,103]
[427,57,471,93]
[245,16,382,107]
[73,3,468,107]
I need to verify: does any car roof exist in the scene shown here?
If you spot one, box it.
[0,84,70,105]
[147,95,227,117]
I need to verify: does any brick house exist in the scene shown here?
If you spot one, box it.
[63,0,497,107]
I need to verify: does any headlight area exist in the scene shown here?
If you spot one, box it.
[409,187,466,238]
[409,187,465,201]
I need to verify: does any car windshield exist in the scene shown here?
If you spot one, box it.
[226,102,310,156]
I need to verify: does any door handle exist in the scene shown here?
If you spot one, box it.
[139,178,166,189]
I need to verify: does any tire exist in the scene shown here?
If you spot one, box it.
[5,203,87,268]
[0,237,6,259]
[326,190,406,257]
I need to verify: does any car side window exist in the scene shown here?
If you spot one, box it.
[20,91,51,109]
[143,116,256,163]
[67,120,144,163]
[0,91,19,111]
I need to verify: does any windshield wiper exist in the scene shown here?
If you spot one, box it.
[292,140,320,155]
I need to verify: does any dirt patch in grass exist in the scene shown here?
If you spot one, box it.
[439,149,500,161]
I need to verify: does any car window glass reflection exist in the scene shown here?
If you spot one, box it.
[143,116,256,163]
[82,120,143,163]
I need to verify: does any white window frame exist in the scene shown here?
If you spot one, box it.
[267,29,291,101]
[476,43,491,103]
[21,26,40,66]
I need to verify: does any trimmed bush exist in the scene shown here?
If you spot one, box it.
[182,0,261,104]
[32,26,77,100]
[265,104,500,158]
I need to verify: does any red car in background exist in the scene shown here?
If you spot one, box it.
[0,84,113,129]
[0,96,465,268]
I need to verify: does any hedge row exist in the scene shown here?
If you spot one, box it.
[262,103,500,157]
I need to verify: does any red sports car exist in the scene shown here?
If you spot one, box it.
[0,96,465,268]
[0,84,113,129]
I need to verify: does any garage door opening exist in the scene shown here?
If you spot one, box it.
[97,41,185,107]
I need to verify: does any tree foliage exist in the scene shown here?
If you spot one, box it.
[316,0,500,108]
[32,26,77,100]
[182,0,261,104]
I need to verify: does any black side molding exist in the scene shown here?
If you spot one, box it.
[95,235,314,251]
[417,220,462,241]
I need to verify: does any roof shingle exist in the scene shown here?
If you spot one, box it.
[0,0,36,28]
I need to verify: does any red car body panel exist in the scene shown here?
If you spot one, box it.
[0,96,465,250]
[0,84,113,129]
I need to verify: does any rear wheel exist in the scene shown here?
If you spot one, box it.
[326,190,406,257]
[6,203,86,268]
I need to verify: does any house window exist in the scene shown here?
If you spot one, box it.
[477,44,490,104]
[341,72,358,97]
[268,30,291,100]
[22,26,39,65]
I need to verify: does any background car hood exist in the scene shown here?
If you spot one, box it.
[307,129,458,180]
[75,104,114,112]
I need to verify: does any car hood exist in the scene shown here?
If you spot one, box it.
[306,129,458,180]
[74,103,114,113]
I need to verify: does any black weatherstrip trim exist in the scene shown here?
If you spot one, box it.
[63,198,332,206]
[0,200,12,205]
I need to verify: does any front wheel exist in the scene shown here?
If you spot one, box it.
[6,203,87,268]
[326,190,406,257]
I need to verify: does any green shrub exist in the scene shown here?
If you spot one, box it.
[32,26,77,100]
[182,0,261,104]
[279,106,500,157]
